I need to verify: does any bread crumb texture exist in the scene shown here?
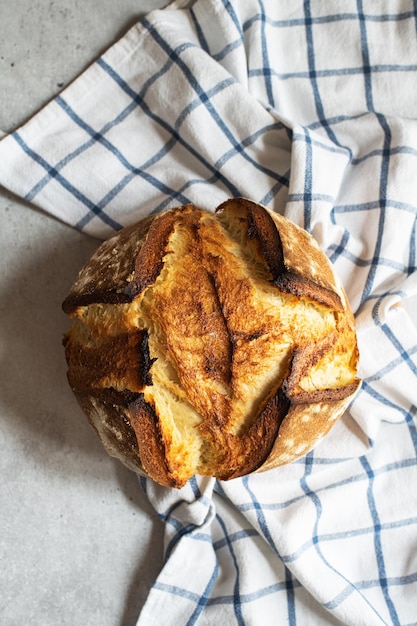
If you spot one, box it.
[63,199,360,487]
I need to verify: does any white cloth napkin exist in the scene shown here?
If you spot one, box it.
[1,1,417,624]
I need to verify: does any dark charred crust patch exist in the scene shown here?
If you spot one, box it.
[274,271,343,311]
[244,201,286,279]
[129,395,182,488]
[62,285,133,313]
[92,387,141,406]
[217,197,285,279]
[139,330,156,387]
[287,380,361,405]
[219,388,290,480]
[131,205,194,295]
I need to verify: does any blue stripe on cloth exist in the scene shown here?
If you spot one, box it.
[306,110,393,132]
[356,0,393,307]
[212,38,244,64]
[378,324,417,378]
[326,570,417,621]
[213,122,286,169]
[222,0,245,41]
[360,456,401,625]
[240,476,278,549]
[291,135,417,174]
[353,570,417,591]
[153,582,203,604]
[242,476,296,624]
[73,173,136,230]
[405,405,417,457]
[154,578,303,608]
[185,561,219,626]
[327,229,351,265]
[258,170,291,206]
[243,10,416,31]
[207,580,302,605]
[163,525,211,563]
[284,569,296,626]
[287,192,336,204]
[54,96,195,225]
[174,77,236,129]
[11,131,123,230]
[312,455,417,475]
[329,249,413,273]
[213,528,259,551]
[303,0,349,152]
[25,137,98,203]
[24,50,180,206]
[330,241,413,275]
[350,144,417,166]
[409,216,417,271]
[188,475,204,499]
[302,128,313,232]
[292,131,349,157]
[141,18,289,189]
[333,198,417,216]
[238,454,417,515]
[157,501,417,568]
[215,511,244,625]
[95,57,243,200]
[157,490,214,561]
[248,64,417,84]
[301,453,387,620]
[357,0,374,112]
[364,340,417,384]
[360,380,415,420]
[189,6,210,51]
[257,0,274,107]
[361,114,392,304]
[279,515,417,565]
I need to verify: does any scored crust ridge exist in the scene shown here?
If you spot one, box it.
[63,198,360,488]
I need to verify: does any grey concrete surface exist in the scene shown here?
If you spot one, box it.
[0,2,169,625]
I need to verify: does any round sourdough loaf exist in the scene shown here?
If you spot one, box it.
[62,198,360,488]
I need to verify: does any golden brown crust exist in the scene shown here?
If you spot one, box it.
[257,395,355,472]
[63,198,360,487]
[209,389,291,480]
[218,198,344,310]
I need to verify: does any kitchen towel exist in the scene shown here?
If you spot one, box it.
[1,1,417,624]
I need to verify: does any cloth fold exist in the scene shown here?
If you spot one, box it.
[1,1,417,624]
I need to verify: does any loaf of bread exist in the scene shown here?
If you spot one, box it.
[63,198,360,488]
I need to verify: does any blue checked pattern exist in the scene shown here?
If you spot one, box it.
[1,1,417,624]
